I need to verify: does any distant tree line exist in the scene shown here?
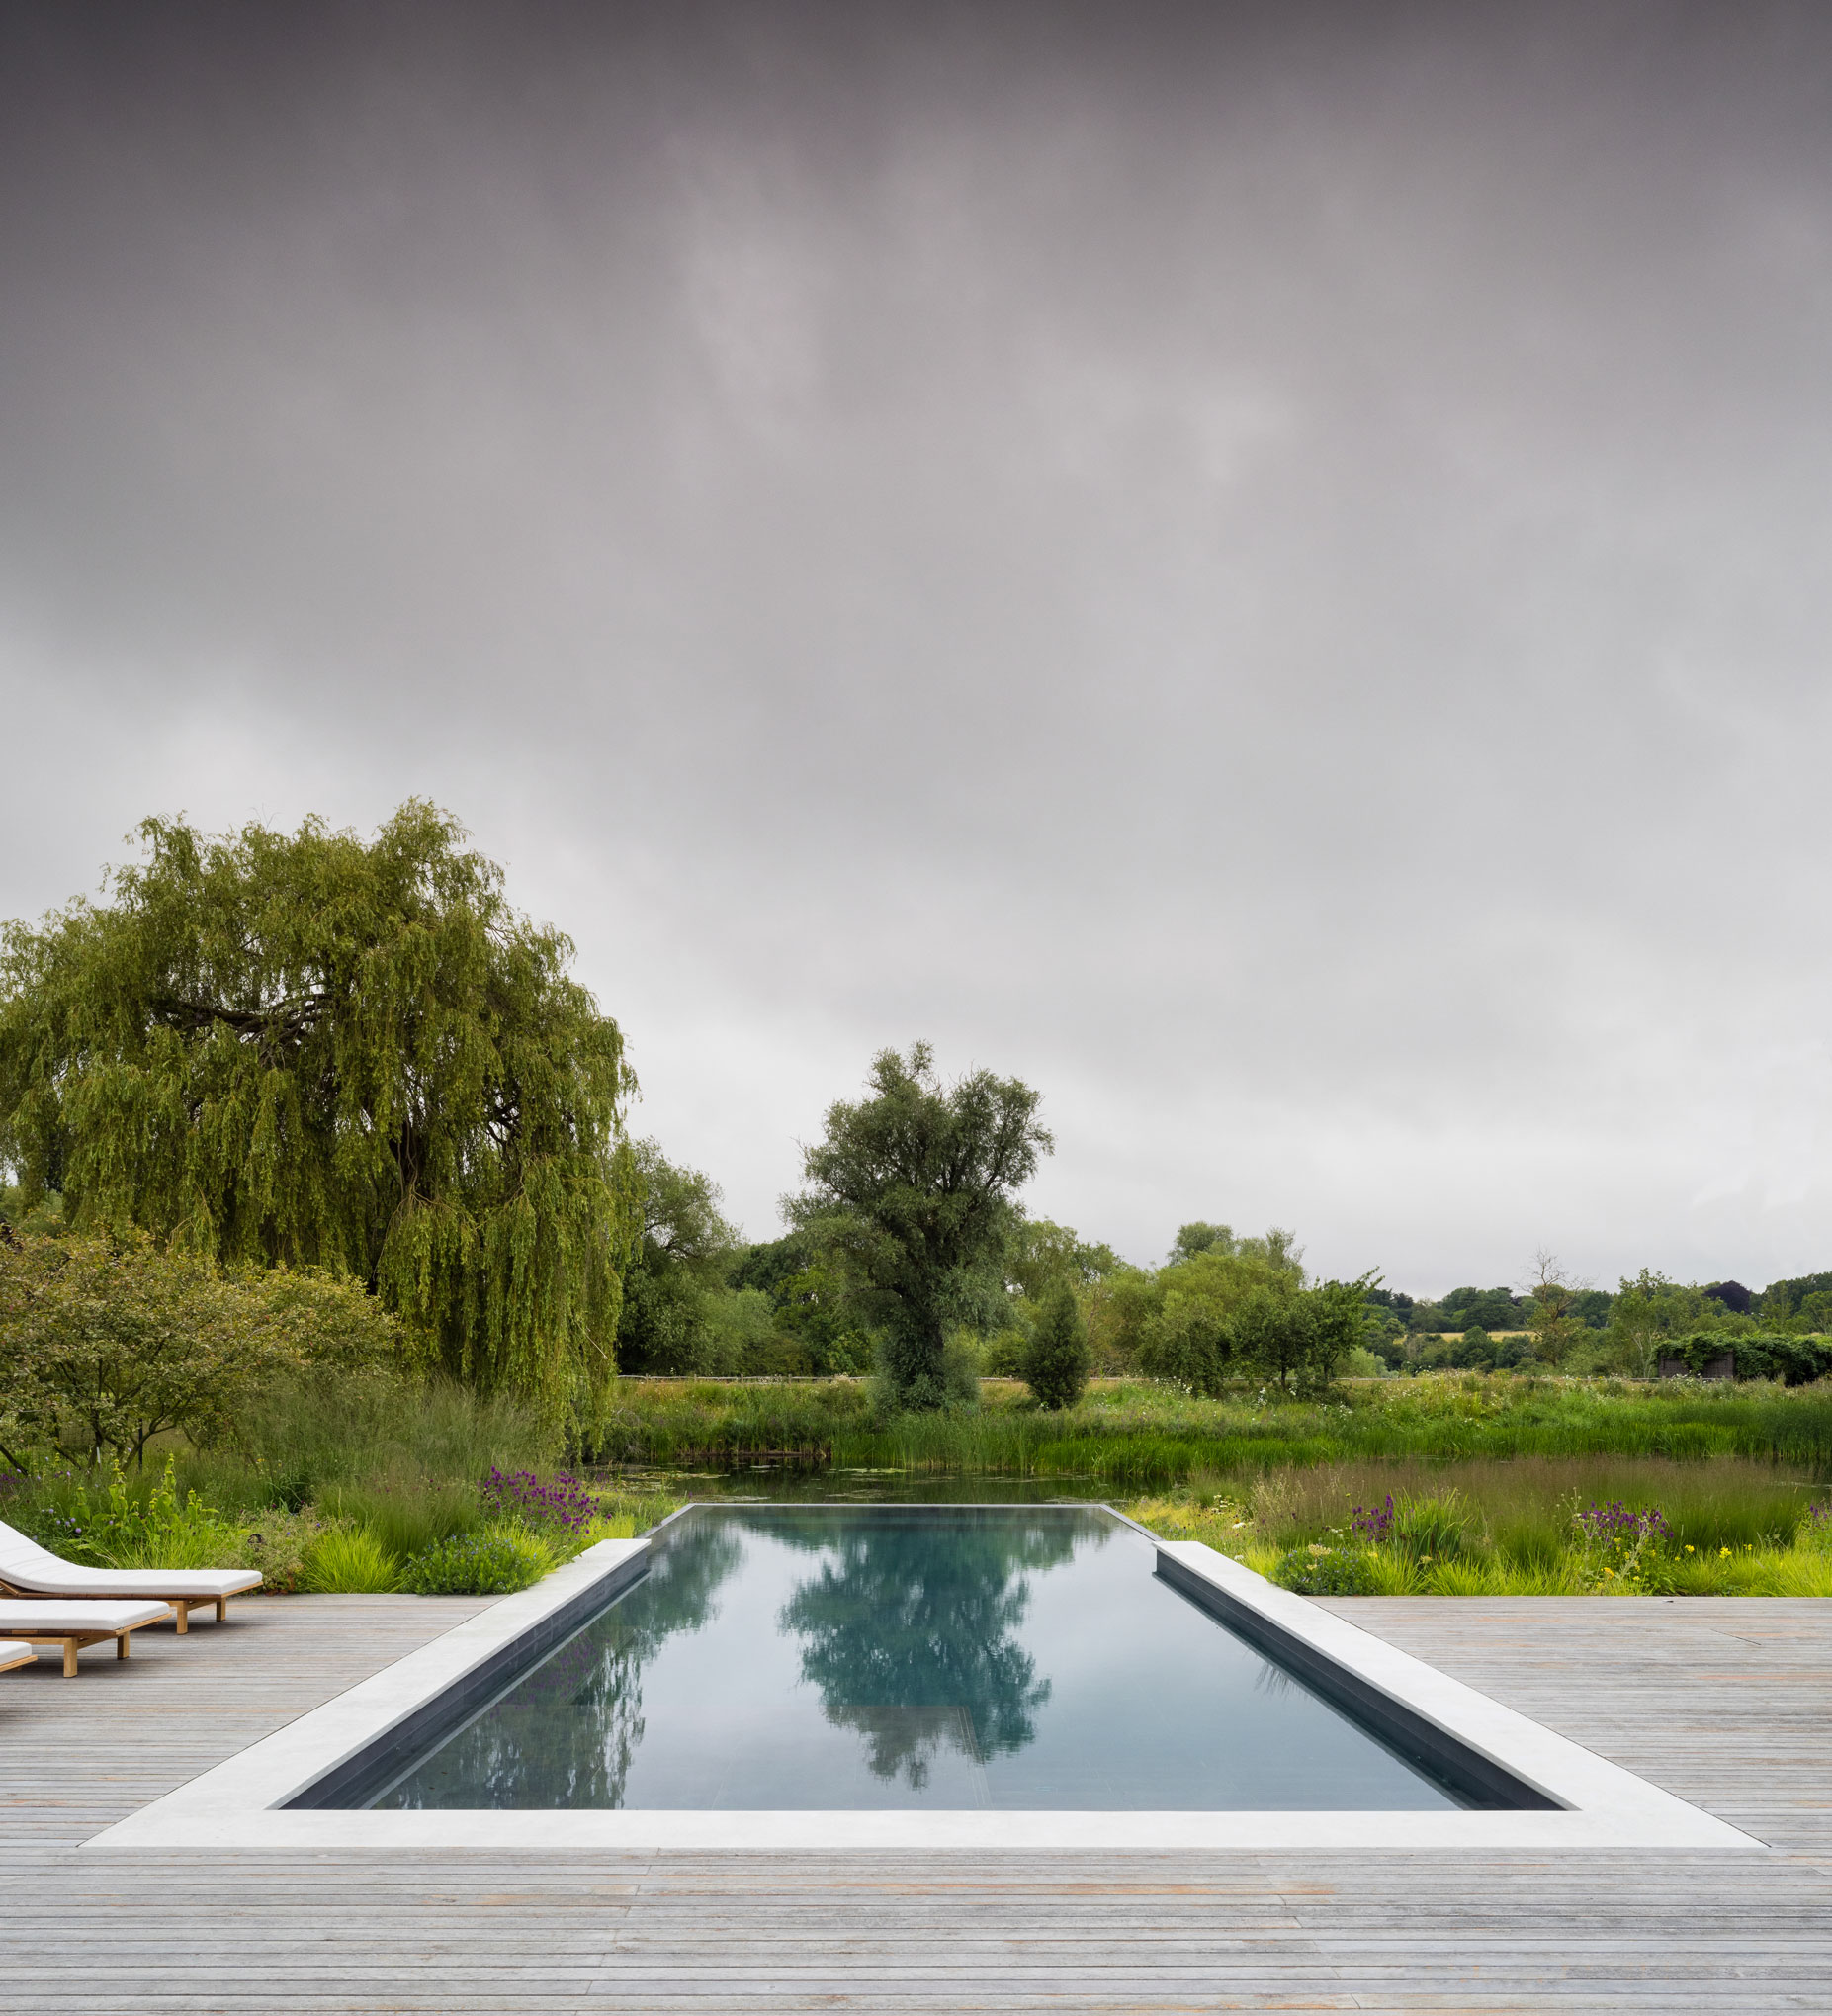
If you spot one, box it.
[9,806,1830,1436]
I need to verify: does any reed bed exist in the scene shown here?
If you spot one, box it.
[583,1373,1832,1485]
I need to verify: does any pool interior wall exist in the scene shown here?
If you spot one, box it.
[304,1506,1553,1813]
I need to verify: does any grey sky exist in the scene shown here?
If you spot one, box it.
[3,1,1830,1294]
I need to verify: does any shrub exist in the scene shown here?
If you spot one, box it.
[480,1466,598,1536]
[1023,1285,1090,1411]
[13,1454,244,1569]
[1273,1543,1377,1595]
[302,1526,400,1593]
[982,1330,1029,1378]
[398,1525,551,1596]
[235,1508,327,1593]
[1663,1332,1832,1385]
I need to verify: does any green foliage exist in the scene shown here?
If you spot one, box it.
[1660,1332,1832,1384]
[1439,1285,1525,1331]
[1132,1240,1307,1392]
[788,1042,1051,1410]
[315,1479,482,1561]
[1272,1543,1377,1594]
[1022,1283,1090,1410]
[1006,1218,1120,1300]
[14,1452,244,1568]
[1169,1221,1235,1265]
[575,1376,878,1467]
[729,1233,872,1373]
[1083,1265,1163,1372]
[0,1230,396,1468]
[302,1526,402,1594]
[0,804,638,1424]
[398,1525,551,1595]
[233,1508,327,1593]
[1413,1327,1532,1373]
[615,1139,741,1374]
[567,1371,1832,1490]
[1135,1283,1233,1393]
[231,1368,551,1513]
[1138,1454,1832,1596]
[1607,1269,1710,1374]
[1389,1490,1475,1563]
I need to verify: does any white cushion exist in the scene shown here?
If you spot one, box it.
[0,1520,68,1576]
[0,1520,260,1598]
[0,1639,34,1669]
[0,1599,174,1631]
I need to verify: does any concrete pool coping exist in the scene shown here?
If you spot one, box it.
[85,1510,1762,1853]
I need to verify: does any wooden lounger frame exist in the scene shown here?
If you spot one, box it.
[0,1579,237,1633]
[3,1623,150,1677]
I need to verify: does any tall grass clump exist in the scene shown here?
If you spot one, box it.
[236,1370,552,1511]
[301,1527,401,1594]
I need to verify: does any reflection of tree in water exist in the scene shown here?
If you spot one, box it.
[773,1511,1105,1791]
[383,1517,742,1808]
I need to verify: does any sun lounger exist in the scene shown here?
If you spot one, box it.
[0,1599,174,1676]
[0,1519,262,1632]
[0,1640,33,1675]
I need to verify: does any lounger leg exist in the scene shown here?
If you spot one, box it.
[216,1597,226,1623]
[118,1631,130,1660]
[174,1600,189,1634]
[63,1639,78,1678]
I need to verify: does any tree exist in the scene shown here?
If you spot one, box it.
[1005,1217,1119,1302]
[787,1043,1052,1410]
[1135,1288,1233,1392]
[1306,1276,1377,1388]
[1133,1234,1307,1392]
[0,804,638,1424]
[1022,1282,1090,1409]
[1523,1249,1586,1368]
[1168,1222,1235,1265]
[1229,1283,1312,1392]
[1440,1285,1523,1331]
[1605,1268,1704,1376]
[0,1228,396,1469]
[614,1140,742,1375]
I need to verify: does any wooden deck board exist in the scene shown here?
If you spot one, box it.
[3,1593,1831,2010]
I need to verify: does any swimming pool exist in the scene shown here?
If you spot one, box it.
[341,1506,1520,1811]
[93,1503,1762,1850]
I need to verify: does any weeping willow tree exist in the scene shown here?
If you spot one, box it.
[0,803,639,1424]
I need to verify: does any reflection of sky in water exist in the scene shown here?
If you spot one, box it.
[371,1509,1467,1811]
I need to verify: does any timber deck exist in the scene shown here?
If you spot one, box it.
[2,1592,1829,2012]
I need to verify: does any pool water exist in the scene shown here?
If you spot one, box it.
[367,1506,1472,1811]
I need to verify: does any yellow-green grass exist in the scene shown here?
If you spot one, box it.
[1121,1454,1832,1596]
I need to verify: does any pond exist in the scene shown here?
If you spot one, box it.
[358,1506,1485,1810]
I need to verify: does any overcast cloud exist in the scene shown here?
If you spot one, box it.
[3,1,1830,1293]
